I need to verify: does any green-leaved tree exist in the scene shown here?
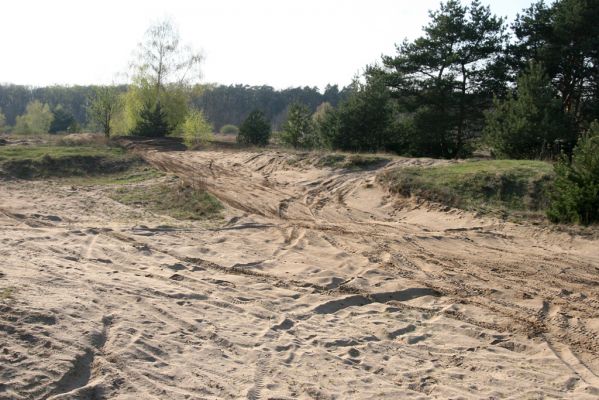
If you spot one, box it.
[89,86,123,138]
[181,109,213,147]
[13,100,53,134]
[126,19,203,136]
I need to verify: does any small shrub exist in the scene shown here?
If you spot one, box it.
[315,153,389,170]
[220,124,239,135]
[345,155,389,169]
[316,154,346,168]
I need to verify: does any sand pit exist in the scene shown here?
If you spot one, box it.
[1,149,598,399]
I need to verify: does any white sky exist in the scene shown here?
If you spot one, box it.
[1,0,532,89]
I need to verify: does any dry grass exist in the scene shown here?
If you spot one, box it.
[110,180,223,220]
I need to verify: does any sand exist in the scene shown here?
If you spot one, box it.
[1,149,598,399]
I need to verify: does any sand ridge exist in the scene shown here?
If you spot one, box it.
[1,149,598,399]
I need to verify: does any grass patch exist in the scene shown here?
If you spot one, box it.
[62,165,164,186]
[0,287,15,301]
[344,154,390,169]
[111,182,223,220]
[0,145,123,161]
[0,145,143,179]
[316,154,347,168]
[316,153,390,170]
[379,159,555,218]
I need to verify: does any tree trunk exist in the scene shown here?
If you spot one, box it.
[456,64,467,158]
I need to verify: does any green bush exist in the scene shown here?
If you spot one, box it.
[237,110,271,146]
[181,109,213,147]
[547,122,599,225]
[219,124,239,135]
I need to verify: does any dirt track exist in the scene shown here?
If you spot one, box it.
[1,149,599,399]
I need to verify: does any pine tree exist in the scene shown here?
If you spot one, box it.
[49,106,76,134]
[237,110,271,146]
[548,121,599,225]
[381,0,508,158]
[312,102,339,150]
[484,62,573,159]
[131,101,171,137]
[334,76,394,152]
[280,103,316,149]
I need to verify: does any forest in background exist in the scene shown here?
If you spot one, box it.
[0,83,348,132]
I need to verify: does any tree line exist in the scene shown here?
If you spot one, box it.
[0,83,347,135]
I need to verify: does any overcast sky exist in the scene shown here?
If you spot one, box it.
[1,0,533,89]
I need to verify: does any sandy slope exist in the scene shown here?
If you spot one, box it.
[1,149,598,399]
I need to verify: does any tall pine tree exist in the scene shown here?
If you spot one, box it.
[484,62,574,159]
[380,0,508,158]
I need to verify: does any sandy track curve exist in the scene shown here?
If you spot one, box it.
[1,149,598,399]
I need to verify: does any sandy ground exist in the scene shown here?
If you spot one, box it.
[1,149,598,399]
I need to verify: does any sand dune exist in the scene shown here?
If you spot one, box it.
[1,149,598,399]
